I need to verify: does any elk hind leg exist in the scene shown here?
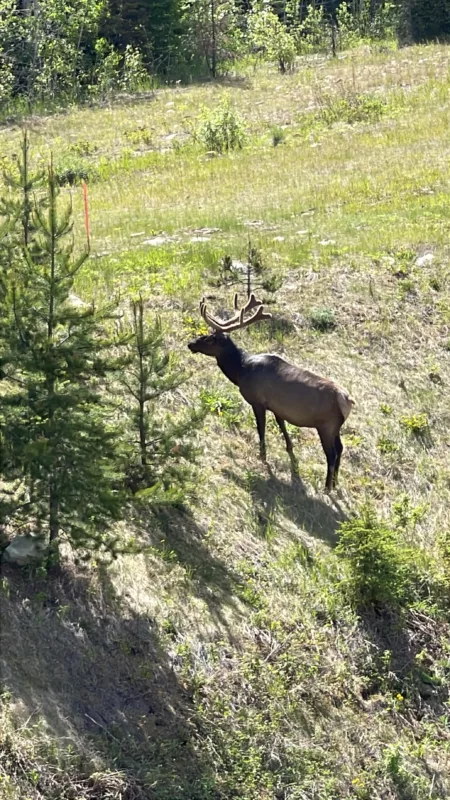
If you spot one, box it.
[275,416,294,454]
[318,427,338,491]
[334,434,343,486]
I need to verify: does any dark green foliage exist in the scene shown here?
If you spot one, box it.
[407,0,450,42]
[319,92,387,126]
[308,307,336,332]
[103,0,183,71]
[0,137,124,561]
[335,503,420,612]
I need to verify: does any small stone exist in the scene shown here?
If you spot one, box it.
[416,252,434,267]
[144,236,168,246]
[67,293,89,308]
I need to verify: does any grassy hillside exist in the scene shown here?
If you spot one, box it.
[1,43,450,800]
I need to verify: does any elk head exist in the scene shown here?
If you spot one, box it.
[187,293,272,356]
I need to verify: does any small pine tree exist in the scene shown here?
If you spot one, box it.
[0,130,46,250]
[0,131,47,363]
[118,295,203,501]
[0,138,124,564]
[217,240,282,299]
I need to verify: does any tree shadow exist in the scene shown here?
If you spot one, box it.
[358,606,449,716]
[0,562,217,798]
[178,73,253,90]
[355,604,450,795]
[223,460,347,548]
[130,503,245,639]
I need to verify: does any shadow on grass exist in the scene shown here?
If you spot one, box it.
[359,606,449,711]
[223,459,346,548]
[0,563,218,799]
[353,605,450,798]
[177,73,253,91]
[133,503,244,638]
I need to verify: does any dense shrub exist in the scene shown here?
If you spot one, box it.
[335,504,420,612]
[197,96,246,153]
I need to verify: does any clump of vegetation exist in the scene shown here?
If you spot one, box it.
[124,126,153,146]
[200,389,242,427]
[68,139,98,157]
[270,125,286,147]
[377,436,399,454]
[318,92,387,126]
[248,8,296,73]
[335,503,421,612]
[53,152,98,186]
[197,96,246,153]
[308,307,336,332]
[400,412,429,435]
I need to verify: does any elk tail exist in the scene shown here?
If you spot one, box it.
[337,389,355,421]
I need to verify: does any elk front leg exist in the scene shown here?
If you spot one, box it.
[252,405,267,462]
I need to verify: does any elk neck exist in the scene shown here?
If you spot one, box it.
[216,337,247,387]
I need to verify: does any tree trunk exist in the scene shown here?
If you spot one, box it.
[47,160,59,568]
[139,399,147,467]
[210,0,217,78]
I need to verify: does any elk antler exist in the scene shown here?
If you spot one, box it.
[200,292,272,333]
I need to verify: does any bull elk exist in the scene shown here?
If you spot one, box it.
[188,294,355,490]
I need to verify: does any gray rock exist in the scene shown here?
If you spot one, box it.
[2,535,46,566]
[416,252,434,267]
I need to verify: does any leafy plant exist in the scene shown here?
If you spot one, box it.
[125,126,153,146]
[309,308,336,332]
[180,0,244,78]
[248,8,296,73]
[196,95,246,153]
[295,4,330,54]
[121,44,148,92]
[377,436,399,454]
[336,503,418,611]
[400,412,429,435]
[200,389,241,426]
[318,92,387,127]
[270,125,286,147]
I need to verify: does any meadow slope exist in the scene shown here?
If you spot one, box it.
[1,43,450,800]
